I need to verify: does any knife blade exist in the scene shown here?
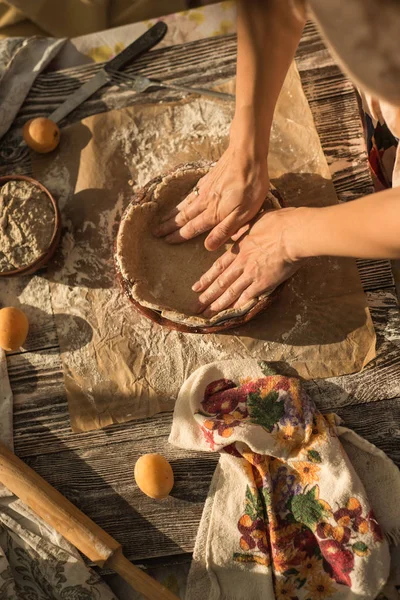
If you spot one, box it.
[48,21,167,124]
[48,69,110,124]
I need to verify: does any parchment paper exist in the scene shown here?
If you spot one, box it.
[33,63,376,432]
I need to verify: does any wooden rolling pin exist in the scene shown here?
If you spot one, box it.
[0,441,179,600]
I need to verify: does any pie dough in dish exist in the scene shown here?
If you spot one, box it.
[115,162,281,327]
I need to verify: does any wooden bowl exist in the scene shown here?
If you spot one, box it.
[0,175,61,278]
[114,163,284,334]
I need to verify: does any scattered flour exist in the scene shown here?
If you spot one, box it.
[110,98,233,188]
[40,159,72,211]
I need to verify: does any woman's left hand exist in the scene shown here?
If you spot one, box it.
[193,207,305,317]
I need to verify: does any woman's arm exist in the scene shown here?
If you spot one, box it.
[232,0,306,152]
[154,0,306,249]
[194,188,400,316]
[291,188,400,260]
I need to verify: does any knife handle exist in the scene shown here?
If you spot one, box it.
[105,22,167,73]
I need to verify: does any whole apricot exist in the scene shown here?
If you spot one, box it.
[134,453,174,500]
[23,118,60,153]
[0,307,29,351]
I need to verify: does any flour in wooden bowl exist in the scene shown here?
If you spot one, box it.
[0,180,56,273]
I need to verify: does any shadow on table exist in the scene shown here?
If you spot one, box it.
[16,303,94,353]
[168,457,218,503]
[31,117,127,291]
[22,425,190,566]
[47,186,125,290]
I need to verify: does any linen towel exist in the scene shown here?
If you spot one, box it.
[170,359,400,600]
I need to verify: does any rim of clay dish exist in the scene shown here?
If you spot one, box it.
[0,175,61,278]
[114,161,285,334]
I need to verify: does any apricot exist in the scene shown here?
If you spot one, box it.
[134,453,174,500]
[0,307,29,351]
[23,117,60,153]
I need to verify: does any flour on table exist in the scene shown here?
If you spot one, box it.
[110,98,232,188]
[39,158,72,211]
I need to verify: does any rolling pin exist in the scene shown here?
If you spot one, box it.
[0,441,179,600]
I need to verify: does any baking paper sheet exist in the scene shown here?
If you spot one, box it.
[33,64,376,432]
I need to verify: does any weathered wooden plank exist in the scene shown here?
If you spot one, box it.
[23,432,218,561]
[7,26,393,293]
[334,400,400,466]
[5,27,399,462]
[15,395,400,565]
[14,35,238,128]
[11,295,400,461]
[356,260,396,291]
[305,290,400,409]
[296,23,395,292]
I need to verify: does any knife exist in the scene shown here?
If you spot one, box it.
[48,21,167,124]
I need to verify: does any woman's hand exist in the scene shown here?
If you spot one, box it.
[193,207,305,317]
[153,0,306,252]
[153,140,270,251]
[194,183,400,318]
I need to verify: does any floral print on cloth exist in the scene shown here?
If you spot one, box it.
[169,359,395,600]
[201,373,383,595]
[54,1,237,69]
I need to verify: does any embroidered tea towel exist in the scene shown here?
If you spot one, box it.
[170,360,400,600]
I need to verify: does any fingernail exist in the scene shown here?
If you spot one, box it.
[192,282,201,292]
[205,239,218,252]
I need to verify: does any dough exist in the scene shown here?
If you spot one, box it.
[0,180,55,273]
[116,162,281,327]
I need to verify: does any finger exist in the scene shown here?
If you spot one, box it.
[159,176,206,225]
[202,274,253,317]
[175,183,203,211]
[154,202,204,237]
[230,224,250,242]
[233,283,271,310]
[192,251,236,292]
[197,263,245,309]
[230,208,266,242]
[160,187,200,223]
[205,211,249,251]
[164,210,215,244]
[159,206,180,223]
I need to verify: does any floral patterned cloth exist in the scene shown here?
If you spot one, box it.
[170,360,400,600]
[50,1,236,70]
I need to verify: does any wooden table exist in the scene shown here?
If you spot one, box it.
[2,22,400,571]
